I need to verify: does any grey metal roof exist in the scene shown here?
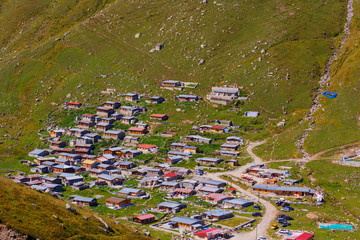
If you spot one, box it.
[169,216,202,225]
[161,181,179,187]
[162,80,181,84]
[199,187,223,193]
[118,187,143,194]
[168,151,192,156]
[119,161,134,165]
[73,196,95,202]
[105,130,121,134]
[223,198,254,206]
[203,209,233,217]
[252,184,315,193]
[202,179,226,186]
[157,201,186,208]
[178,95,198,98]
[98,174,119,181]
[53,164,73,169]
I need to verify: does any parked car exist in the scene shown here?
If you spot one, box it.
[281,206,294,212]
[271,224,279,230]
[253,205,261,210]
[276,201,290,207]
[258,237,267,240]
[278,229,290,234]
[277,218,286,223]
[277,214,294,220]
[252,212,262,217]
[280,221,291,227]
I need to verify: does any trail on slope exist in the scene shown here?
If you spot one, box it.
[295,0,354,158]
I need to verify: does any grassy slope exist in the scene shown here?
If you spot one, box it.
[0,0,347,160]
[0,177,150,240]
[305,1,360,153]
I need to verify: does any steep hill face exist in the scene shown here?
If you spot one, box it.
[0,177,150,240]
[0,0,350,158]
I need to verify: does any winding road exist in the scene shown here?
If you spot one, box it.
[206,141,278,240]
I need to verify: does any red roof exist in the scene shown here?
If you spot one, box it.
[165,172,177,178]
[137,144,157,149]
[195,228,221,237]
[211,125,225,130]
[228,188,236,191]
[173,188,192,193]
[83,114,95,117]
[134,213,155,220]
[150,114,167,118]
[287,232,314,240]
[129,127,146,131]
[68,102,81,105]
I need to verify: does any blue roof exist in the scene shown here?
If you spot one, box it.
[73,196,95,202]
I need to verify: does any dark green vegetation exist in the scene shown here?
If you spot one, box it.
[0,0,350,161]
[0,177,150,240]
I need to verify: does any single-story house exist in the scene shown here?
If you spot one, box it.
[104,130,125,140]
[171,188,196,198]
[72,196,98,207]
[198,187,224,195]
[202,179,227,188]
[105,197,131,209]
[210,125,228,133]
[128,127,148,135]
[163,172,182,181]
[194,228,224,240]
[244,111,259,118]
[137,144,159,154]
[119,106,140,116]
[29,149,49,158]
[160,181,180,191]
[205,193,234,204]
[285,232,314,240]
[223,199,254,209]
[103,101,121,109]
[125,93,139,102]
[202,209,234,221]
[133,214,156,224]
[161,80,181,87]
[226,136,244,145]
[68,101,82,109]
[118,187,145,197]
[177,95,200,102]
[168,217,204,230]
[220,143,239,151]
[123,136,140,146]
[196,157,223,165]
[97,174,124,186]
[52,164,74,173]
[150,114,168,121]
[157,201,187,213]
[118,161,135,169]
[166,156,183,165]
[149,96,165,104]
[186,135,212,144]
[252,184,316,196]
[121,116,138,125]
[96,107,114,117]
